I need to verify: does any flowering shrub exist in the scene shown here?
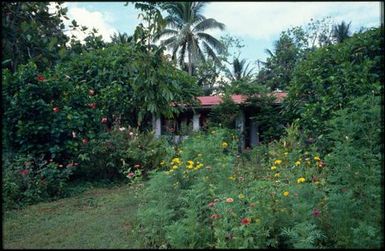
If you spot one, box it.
[2,153,74,209]
[133,116,382,248]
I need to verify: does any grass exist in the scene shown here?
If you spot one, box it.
[2,182,144,249]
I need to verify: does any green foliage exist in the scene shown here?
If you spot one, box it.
[321,94,382,248]
[77,127,174,181]
[208,96,240,128]
[2,153,73,210]
[1,2,69,72]
[284,27,383,144]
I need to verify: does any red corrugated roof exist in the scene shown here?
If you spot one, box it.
[197,92,287,106]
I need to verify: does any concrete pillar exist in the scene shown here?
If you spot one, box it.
[250,120,260,148]
[152,114,161,138]
[192,113,200,132]
[236,111,245,151]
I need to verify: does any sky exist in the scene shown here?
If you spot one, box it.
[56,1,382,67]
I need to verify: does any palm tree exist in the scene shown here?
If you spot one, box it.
[226,58,254,82]
[154,2,225,75]
[110,32,132,45]
[332,21,351,43]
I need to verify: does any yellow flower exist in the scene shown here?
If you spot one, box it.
[228,176,236,180]
[239,194,245,199]
[274,160,282,165]
[284,152,288,156]
[160,160,165,166]
[172,157,181,165]
[314,156,320,161]
[172,165,178,170]
[295,161,301,166]
[274,172,280,177]
[196,163,203,169]
[297,177,306,183]
[271,165,277,171]
[222,142,228,148]
[187,164,194,170]
[283,191,289,197]
[187,160,194,166]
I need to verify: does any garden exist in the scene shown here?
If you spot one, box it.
[2,2,383,249]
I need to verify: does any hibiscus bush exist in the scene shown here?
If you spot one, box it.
[2,42,200,208]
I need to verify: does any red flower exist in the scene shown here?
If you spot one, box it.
[210,214,220,219]
[88,103,96,109]
[208,202,216,207]
[82,138,89,144]
[101,117,108,124]
[312,208,321,217]
[53,107,59,113]
[127,172,135,178]
[36,75,45,81]
[88,89,95,96]
[241,217,251,225]
[19,169,29,176]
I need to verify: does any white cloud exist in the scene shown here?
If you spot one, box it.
[49,2,118,43]
[204,2,381,40]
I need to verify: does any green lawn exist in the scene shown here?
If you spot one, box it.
[3,182,143,249]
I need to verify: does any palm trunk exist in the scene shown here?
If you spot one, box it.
[188,49,192,75]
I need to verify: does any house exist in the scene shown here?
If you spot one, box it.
[152,90,287,149]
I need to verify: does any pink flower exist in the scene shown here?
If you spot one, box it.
[101,117,108,124]
[312,208,321,217]
[210,214,220,219]
[82,138,89,144]
[88,89,95,96]
[226,198,234,203]
[53,107,59,113]
[134,164,141,168]
[127,172,135,178]
[19,169,29,175]
[208,202,216,207]
[88,103,96,109]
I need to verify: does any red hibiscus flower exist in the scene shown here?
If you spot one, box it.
[241,217,251,225]
[19,169,29,176]
[36,75,45,81]
[53,107,59,113]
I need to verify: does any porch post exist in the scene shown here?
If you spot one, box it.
[250,120,260,147]
[236,110,245,151]
[152,114,161,138]
[192,113,200,132]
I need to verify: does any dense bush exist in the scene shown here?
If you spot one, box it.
[75,127,174,181]
[2,42,200,208]
[284,27,383,146]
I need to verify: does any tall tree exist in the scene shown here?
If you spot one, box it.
[332,21,351,43]
[154,2,225,75]
[2,2,70,72]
